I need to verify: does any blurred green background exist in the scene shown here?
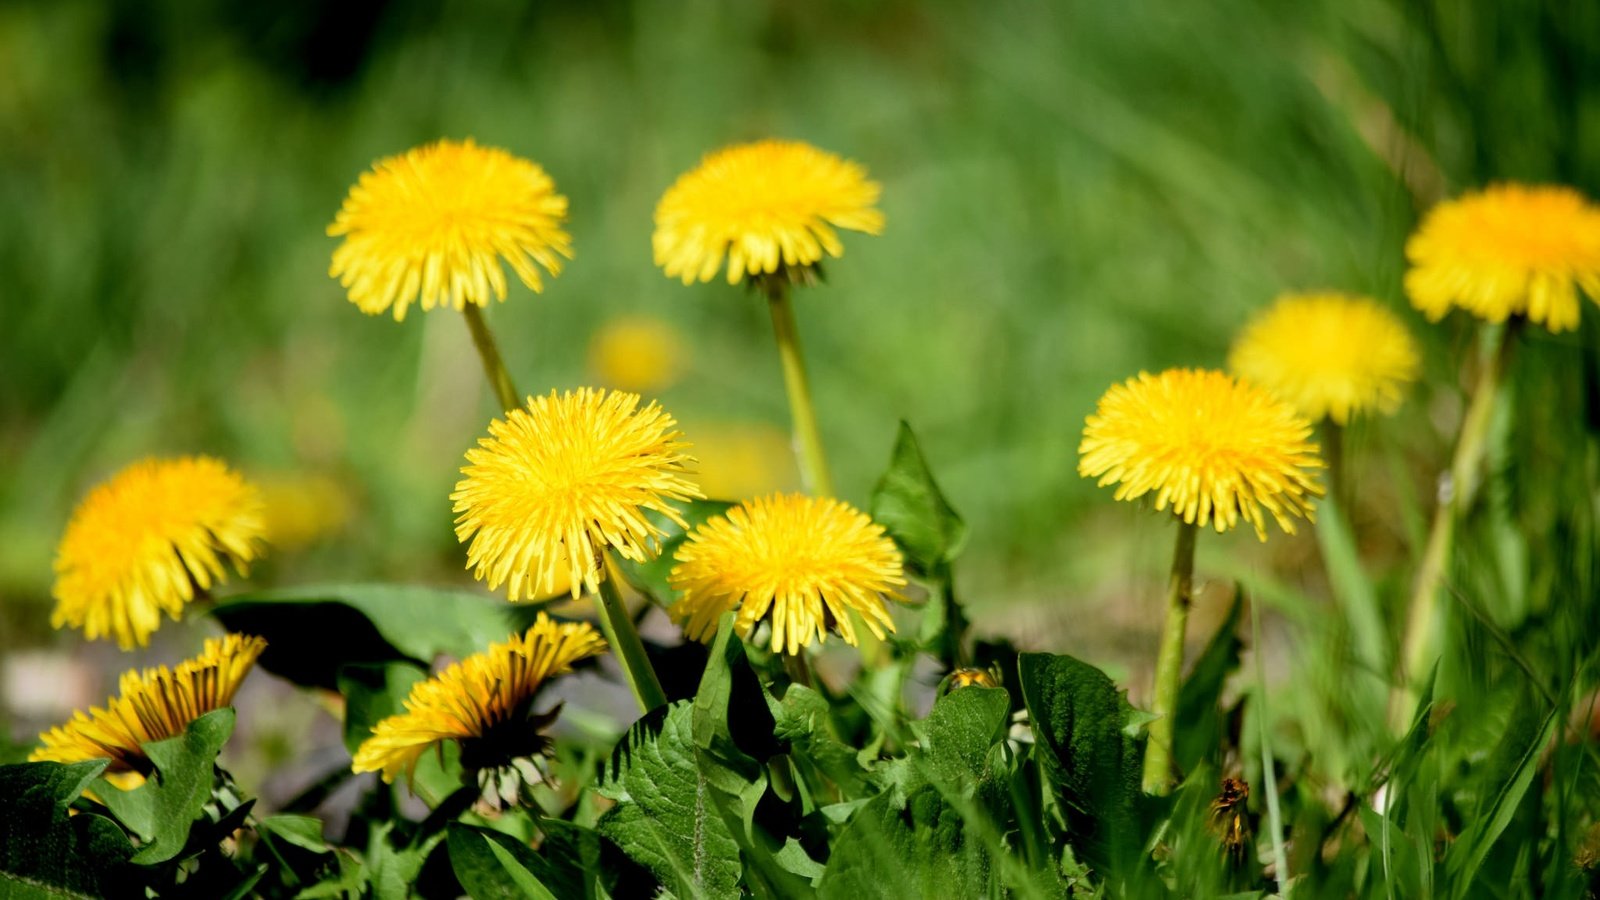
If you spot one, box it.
[3,0,1598,743]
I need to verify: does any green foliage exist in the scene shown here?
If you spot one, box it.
[94,709,237,864]
[870,421,968,579]
[0,759,135,899]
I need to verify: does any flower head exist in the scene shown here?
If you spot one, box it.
[453,388,703,600]
[1078,369,1324,539]
[31,634,266,773]
[588,315,686,393]
[328,139,572,321]
[1228,293,1420,424]
[653,139,884,285]
[351,614,606,785]
[668,493,906,655]
[1405,183,1600,332]
[52,457,266,649]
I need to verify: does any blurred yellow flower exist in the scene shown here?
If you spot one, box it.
[53,457,267,649]
[1228,293,1420,424]
[653,139,884,285]
[588,315,686,393]
[351,614,605,785]
[1079,369,1323,539]
[688,422,797,499]
[259,473,353,551]
[669,493,906,655]
[328,138,572,321]
[1405,183,1600,332]
[31,634,266,773]
[453,388,703,600]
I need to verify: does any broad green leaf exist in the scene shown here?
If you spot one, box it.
[693,614,780,763]
[771,684,868,796]
[337,661,429,755]
[869,421,967,577]
[815,788,989,900]
[94,708,236,864]
[447,824,558,900]
[1174,593,1242,774]
[258,815,331,855]
[1017,652,1139,868]
[914,686,1010,794]
[210,583,557,688]
[0,759,136,899]
[598,702,741,899]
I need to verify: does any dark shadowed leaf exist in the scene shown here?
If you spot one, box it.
[0,759,136,899]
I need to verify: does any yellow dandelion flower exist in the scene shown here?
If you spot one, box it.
[328,138,572,321]
[668,493,906,655]
[1078,369,1324,540]
[587,314,686,394]
[1405,183,1600,332]
[52,457,267,649]
[1228,292,1421,424]
[452,388,703,600]
[259,472,353,551]
[653,139,884,285]
[351,614,605,784]
[31,634,266,773]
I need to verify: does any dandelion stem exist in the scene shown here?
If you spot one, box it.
[1397,322,1516,706]
[764,280,836,499]
[461,303,522,414]
[594,549,667,713]
[1142,518,1198,795]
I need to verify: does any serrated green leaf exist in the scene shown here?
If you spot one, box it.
[869,421,967,577]
[94,708,235,864]
[0,759,136,899]
[598,702,742,899]
[915,686,1009,794]
[210,583,558,689]
[815,788,989,900]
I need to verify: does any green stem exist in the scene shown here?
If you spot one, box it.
[593,549,667,713]
[1141,518,1198,795]
[1398,323,1516,695]
[462,303,521,414]
[763,280,836,498]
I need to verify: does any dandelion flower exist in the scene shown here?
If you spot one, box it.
[1228,293,1420,424]
[669,493,906,655]
[52,457,267,649]
[351,614,605,785]
[1405,183,1600,332]
[453,388,703,600]
[653,139,884,285]
[588,314,686,393]
[1078,369,1324,539]
[31,634,266,773]
[329,139,572,321]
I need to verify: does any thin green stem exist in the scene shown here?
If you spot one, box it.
[763,280,836,498]
[1141,518,1198,795]
[594,549,667,713]
[1251,599,1291,896]
[1322,419,1346,510]
[1398,323,1516,699]
[461,303,522,414]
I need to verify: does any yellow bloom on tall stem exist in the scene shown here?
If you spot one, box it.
[1405,183,1600,333]
[452,388,702,600]
[31,634,266,773]
[669,493,906,656]
[1079,369,1323,795]
[52,457,267,649]
[1079,369,1324,540]
[351,614,605,787]
[1228,293,1420,426]
[328,138,572,322]
[652,139,883,286]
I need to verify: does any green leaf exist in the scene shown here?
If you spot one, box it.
[1174,592,1242,774]
[1017,652,1139,867]
[914,686,1010,794]
[94,708,236,864]
[869,421,967,577]
[337,661,429,756]
[815,788,989,900]
[258,815,331,855]
[0,759,137,899]
[210,583,557,689]
[1442,693,1559,893]
[447,824,558,900]
[598,702,742,899]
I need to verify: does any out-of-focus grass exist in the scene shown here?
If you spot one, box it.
[0,0,1594,670]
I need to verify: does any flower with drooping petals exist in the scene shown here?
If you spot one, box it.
[1405,183,1600,332]
[653,139,883,285]
[669,493,906,655]
[1078,369,1324,539]
[329,139,572,321]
